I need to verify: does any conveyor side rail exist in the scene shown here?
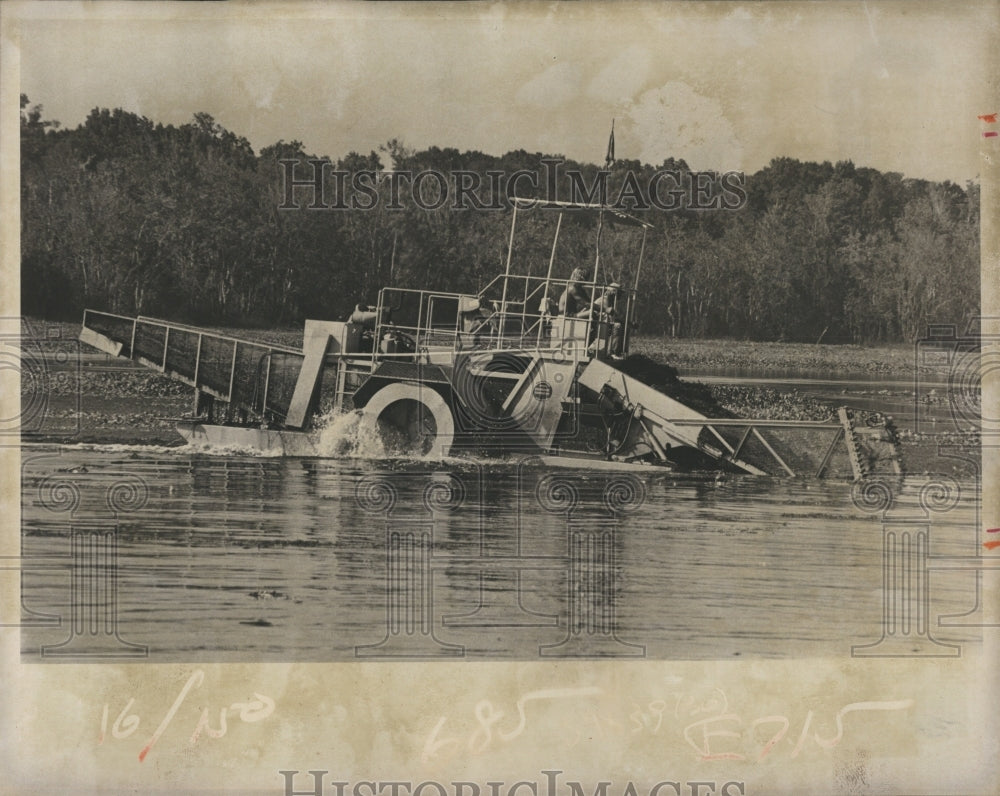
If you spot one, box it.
[80,309,304,421]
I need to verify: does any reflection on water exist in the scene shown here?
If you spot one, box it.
[19,444,985,662]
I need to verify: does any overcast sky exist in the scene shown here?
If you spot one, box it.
[9,1,998,182]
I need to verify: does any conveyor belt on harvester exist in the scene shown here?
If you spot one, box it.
[80,309,307,424]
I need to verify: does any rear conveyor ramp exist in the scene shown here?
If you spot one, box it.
[577,359,868,477]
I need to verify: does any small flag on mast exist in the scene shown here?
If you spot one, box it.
[605,120,615,168]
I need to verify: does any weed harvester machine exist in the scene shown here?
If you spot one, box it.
[80,198,899,478]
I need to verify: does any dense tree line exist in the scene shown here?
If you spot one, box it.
[21,96,979,342]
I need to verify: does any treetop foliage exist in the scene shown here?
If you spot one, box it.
[21,97,979,342]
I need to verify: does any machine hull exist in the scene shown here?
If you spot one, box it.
[175,420,319,456]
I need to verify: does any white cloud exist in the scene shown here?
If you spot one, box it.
[16,3,989,181]
[515,60,582,108]
[626,81,743,170]
[586,45,652,103]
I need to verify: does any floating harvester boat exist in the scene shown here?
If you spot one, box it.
[80,198,899,477]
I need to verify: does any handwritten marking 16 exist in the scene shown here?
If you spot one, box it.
[96,669,275,761]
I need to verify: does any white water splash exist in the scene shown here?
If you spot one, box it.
[184,441,284,458]
[42,440,284,458]
[35,441,192,457]
[314,409,387,459]
[313,409,474,465]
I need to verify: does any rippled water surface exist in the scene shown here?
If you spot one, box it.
[19,441,983,662]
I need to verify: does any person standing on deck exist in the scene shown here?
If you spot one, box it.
[558,267,590,315]
[577,282,623,356]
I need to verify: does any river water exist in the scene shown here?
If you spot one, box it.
[19,435,983,662]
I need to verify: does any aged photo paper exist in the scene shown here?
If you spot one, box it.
[2,1,998,793]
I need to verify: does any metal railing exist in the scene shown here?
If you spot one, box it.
[373,274,634,362]
[81,309,303,422]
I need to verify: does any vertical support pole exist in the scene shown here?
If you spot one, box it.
[261,352,271,423]
[128,318,137,360]
[633,227,647,293]
[227,341,239,403]
[452,294,462,352]
[374,288,385,368]
[194,390,214,422]
[588,208,605,348]
[415,293,425,357]
[593,209,604,286]
[498,204,518,347]
[334,360,348,413]
[161,326,170,372]
[537,212,563,347]
[193,333,203,386]
[625,227,647,356]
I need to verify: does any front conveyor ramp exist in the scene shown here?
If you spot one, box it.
[80,309,305,424]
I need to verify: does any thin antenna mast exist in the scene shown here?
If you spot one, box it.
[593,120,615,291]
